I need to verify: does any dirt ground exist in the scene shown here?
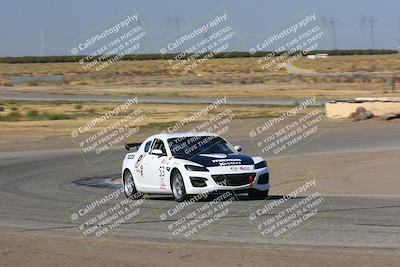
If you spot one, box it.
[2,54,400,100]
[3,81,399,99]
[0,232,399,267]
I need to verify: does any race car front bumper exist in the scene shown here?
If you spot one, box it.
[182,165,269,195]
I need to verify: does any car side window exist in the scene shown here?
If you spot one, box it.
[151,139,167,155]
[144,140,152,152]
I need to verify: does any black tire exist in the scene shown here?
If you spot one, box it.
[248,189,269,200]
[123,169,142,199]
[171,170,187,202]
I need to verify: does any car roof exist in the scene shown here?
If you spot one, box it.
[150,132,216,141]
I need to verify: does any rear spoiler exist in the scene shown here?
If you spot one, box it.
[125,143,142,151]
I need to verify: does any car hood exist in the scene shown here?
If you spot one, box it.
[175,153,254,167]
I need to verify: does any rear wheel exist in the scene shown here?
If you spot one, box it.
[123,170,142,199]
[248,189,269,200]
[171,170,187,202]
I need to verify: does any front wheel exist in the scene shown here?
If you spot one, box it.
[123,170,142,199]
[248,189,269,200]
[171,171,187,202]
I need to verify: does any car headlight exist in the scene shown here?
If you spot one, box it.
[185,165,209,172]
[254,160,267,169]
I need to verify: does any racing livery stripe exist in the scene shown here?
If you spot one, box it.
[175,153,254,167]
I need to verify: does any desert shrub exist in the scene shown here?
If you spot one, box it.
[26,109,40,119]
[0,79,12,86]
[26,81,39,86]
[42,111,72,120]
[87,108,96,114]
[0,111,22,121]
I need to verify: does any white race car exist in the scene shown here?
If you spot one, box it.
[122,132,269,201]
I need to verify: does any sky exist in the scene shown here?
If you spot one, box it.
[0,0,399,56]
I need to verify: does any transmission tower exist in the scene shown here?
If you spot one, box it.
[319,17,338,49]
[165,16,183,33]
[360,16,378,49]
[398,18,400,51]
[39,26,46,56]
[136,17,146,27]
[165,16,172,32]
[173,16,183,32]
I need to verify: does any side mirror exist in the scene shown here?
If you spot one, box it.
[152,149,164,156]
[234,145,242,152]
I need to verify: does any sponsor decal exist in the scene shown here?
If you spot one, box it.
[159,166,167,189]
[135,154,145,172]
[161,156,174,165]
[212,158,242,166]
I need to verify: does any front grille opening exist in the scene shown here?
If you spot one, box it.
[212,173,256,186]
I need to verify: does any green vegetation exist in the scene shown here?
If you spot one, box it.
[86,108,96,114]
[27,109,40,117]
[42,112,72,120]
[0,111,22,121]
[0,50,396,64]
[0,109,73,122]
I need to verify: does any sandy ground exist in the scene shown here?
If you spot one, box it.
[0,232,399,267]
[269,148,400,195]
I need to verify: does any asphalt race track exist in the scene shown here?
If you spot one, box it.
[1,127,399,254]
[0,91,328,106]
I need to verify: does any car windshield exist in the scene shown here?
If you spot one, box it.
[168,136,235,158]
